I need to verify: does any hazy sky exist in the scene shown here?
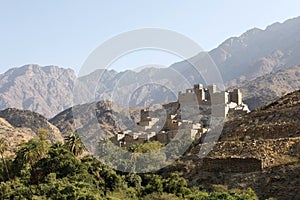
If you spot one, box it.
[1,0,300,74]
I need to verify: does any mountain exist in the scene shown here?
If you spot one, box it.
[0,117,37,157]
[1,17,300,117]
[75,67,189,108]
[74,15,300,110]
[49,100,140,135]
[49,100,141,154]
[0,64,76,118]
[170,16,300,87]
[236,65,300,109]
[0,108,63,141]
[0,108,62,139]
[0,108,64,157]
[209,16,300,84]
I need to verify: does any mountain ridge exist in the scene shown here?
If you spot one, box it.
[238,65,300,109]
[1,16,300,117]
[0,64,76,118]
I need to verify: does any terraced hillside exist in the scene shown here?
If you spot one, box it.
[161,90,300,199]
[221,90,300,140]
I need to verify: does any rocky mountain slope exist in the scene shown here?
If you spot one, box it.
[0,108,63,140]
[0,108,64,157]
[161,89,300,199]
[0,64,76,118]
[209,16,300,84]
[0,118,36,157]
[221,89,300,140]
[236,65,300,110]
[49,100,142,155]
[171,16,300,85]
[1,17,300,117]
[74,67,183,108]
[49,100,139,136]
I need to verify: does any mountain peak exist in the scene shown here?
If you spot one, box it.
[0,65,77,118]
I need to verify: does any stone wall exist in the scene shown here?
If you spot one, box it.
[140,109,150,122]
[156,130,178,144]
[162,101,179,115]
[201,157,262,173]
[229,89,242,105]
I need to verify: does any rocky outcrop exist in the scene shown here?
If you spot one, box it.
[0,108,63,143]
[0,117,36,157]
[202,157,262,173]
[235,65,300,110]
[49,101,139,136]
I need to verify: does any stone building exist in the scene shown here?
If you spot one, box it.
[229,89,242,105]
[136,109,159,130]
[177,84,249,117]
[114,83,249,147]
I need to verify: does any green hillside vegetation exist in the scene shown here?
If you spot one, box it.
[0,136,258,200]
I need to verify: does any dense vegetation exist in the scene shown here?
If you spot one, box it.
[0,134,258,199]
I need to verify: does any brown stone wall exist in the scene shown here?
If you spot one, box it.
[156,132,168,144]
[164,117,179,131]
[202,157,262,173]
[229,89,242,105]
[163,102,179,115]
[140,109,150,122]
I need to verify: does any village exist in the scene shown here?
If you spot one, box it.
[114,83,250,147]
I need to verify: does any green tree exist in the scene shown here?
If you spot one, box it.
[13,139,49,178]
[81,155,105,187]
[37,128,50,141]
[102,168,124,193]
[64,133,86,156]
[128,141,163,153]
[33,146,83,180]
[143,192,181,200]
[125,173,142,188]
[143,174,164,195]
[164,172,191,197]
[0,138,10,180]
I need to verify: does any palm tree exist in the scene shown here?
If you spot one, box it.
[17,139,48,166]
[0,138,10,179]
[64,133,86,156]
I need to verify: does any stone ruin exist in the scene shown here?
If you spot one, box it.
[178,83,249,118]
[114,83,250,147]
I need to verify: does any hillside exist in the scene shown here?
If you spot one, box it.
[0,118,36,157]
[49,100,139,135]
[0,108,63,145]
[236,65,300,110]
[49,100,142,155]
[0,108,64,157]
[221,89,300,140]
[160,89,300,199]
[0,84,299,199]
